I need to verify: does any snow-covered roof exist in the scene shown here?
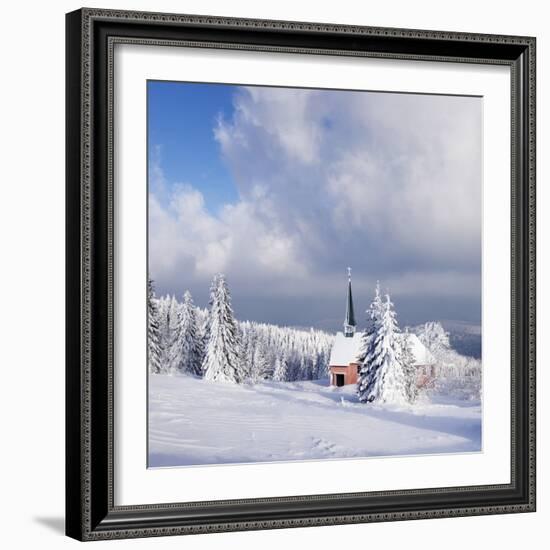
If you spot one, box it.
[401,333,435,366]
[329,332,363,366]
[328,331,435,367]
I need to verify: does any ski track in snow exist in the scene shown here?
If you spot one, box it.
[148,374,482,467]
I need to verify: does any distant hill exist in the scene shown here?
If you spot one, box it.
[440,320,482,359]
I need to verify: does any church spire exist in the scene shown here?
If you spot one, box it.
[344,267,356,337]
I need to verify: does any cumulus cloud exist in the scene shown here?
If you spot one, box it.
[149,86,482,328]
[149,178,308,301]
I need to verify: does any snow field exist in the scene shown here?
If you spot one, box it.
[149,374,481,467]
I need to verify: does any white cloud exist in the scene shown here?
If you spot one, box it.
[149,181,307,299]
[150,86,482,326]
[215,87,324,165]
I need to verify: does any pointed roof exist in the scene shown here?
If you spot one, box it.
[401,333,436,365]
[345,268,356,328]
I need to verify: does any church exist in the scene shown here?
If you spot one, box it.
[328,270,435,387]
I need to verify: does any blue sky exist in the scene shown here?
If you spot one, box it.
[148,80,482,331]
[148,82,238,213]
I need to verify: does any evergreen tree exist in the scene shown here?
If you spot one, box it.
[182,291,204,375]
[167,305,182,373]
[252,340,272,380]
[202,274,244,383]
[287,354,300,382]
[272,354,289,382]
[147,278,163,374]
[357,281,383,363]
[358,294,407,404]
[165,296,182,373]
[169,291,203,375]
[239,322,254,380]
[313,349,325,380]
[147,280,334,383]
[301,356,313,380]
[399,331,418,403]
[357,283,384,399]
[417,321,451,358]
[155,294,177,373]
[156,295,170,345]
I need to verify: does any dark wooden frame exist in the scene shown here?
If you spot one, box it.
[66,7,536,541]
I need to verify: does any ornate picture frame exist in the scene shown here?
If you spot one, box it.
[66,8,536,541]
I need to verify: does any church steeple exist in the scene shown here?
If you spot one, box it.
[343,267,356,337]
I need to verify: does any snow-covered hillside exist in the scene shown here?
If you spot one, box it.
[148,374,481,467]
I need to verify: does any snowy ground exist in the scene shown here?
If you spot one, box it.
[148,374,481,467]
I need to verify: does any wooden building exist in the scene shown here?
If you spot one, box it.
[329,269,361,387]
[329,332,362,386]
[328,270,435,387]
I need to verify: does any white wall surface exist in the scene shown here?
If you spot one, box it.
[0,1,546,548]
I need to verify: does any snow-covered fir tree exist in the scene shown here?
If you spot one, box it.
[358,294,408,404]
[202,274,245,383]
[314,344,329,380]
[357,281,383,363]
[357,283,384,401]
[182,291,204,375]
[272,353,289,382]
[251,335,272,380]
[155,294,180,373]
[235,320,332,383]
[239,324,255,380]
[168,291,203,375]
[298,356,308,380]
[147,278,163,374]
[166,304,183,373]
[399,330,418,403]
[150,283,333,383]
[417,321,451,358]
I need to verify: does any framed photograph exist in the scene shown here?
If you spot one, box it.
[66,8,536,541]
